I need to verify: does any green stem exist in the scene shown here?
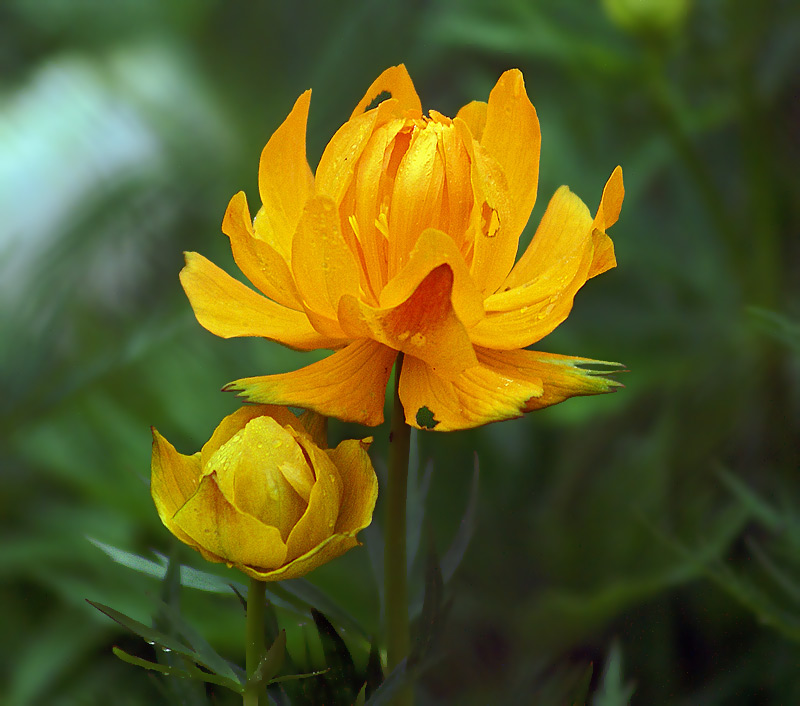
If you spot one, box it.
[244,577,267,706]
[385,353,412,705]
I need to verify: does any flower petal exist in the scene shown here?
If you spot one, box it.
[327,438,378,534]
[480,348,624,411]
[284,432,342,562]
[199,405,301,468]
[399,347,622,431]
[172,473,288,571]
[587,166,624,279]
[255,90,314,262]
[490,186,594,308]
[480,69,541,242]
[223,339,397,426]
[206,417,310,540]
[180,251,344,351]
[339,262,478,379]
[291,196,361,320]
[241,533,357,582]
[150,429,203,549]
[457,120,516,295]
[222,191,302,310]
[316,99,399,206]
[469,243,594,350]
[398,353,543,432]
[455,100,487,141]
[350,64,422,118]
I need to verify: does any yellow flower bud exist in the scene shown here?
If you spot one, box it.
[150,405,377,581]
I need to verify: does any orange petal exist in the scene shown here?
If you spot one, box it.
[398,352,544,431]
[180,251,344,351]
[222,191,303,309]
[172,473,289,571]
[387,127,445,276]
[350,64,422,118]
[255,90,314,262]
[380,228,484,325]
[399,347,623,431]
[223,339,397,426]
[490,186,594,308]
[455,100,487,141]
[458,120,516,295]
[481,70,541,241]
[480,348,624,412]
[316,99,399,205]
[150,429,203,550]
[291,196,361,320]
[339,262,478,379]
[469,238,594,350]
[587,166,624,279]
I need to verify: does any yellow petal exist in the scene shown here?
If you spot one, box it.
[297,409,329,449]
[291,196,361,320]
[223,339,397,426]
[255,90,314,262]
[399,347,622,431]
[150,429,204,550]
[326,438,378,534]
[206,417,310,540]
[480,69,541,241]
[350,64,422,118]
[587,166,624,279]
[241,533,357,582]
[455,100,487,141]
[172,473,288,571]
[284,432,342,562]
[180,251,345,351]
[200,405,301,468]
[222,191,303,310]
[458,120,516,295]
[339,263,478,379]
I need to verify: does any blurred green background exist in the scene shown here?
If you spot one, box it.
[2,0,799,703]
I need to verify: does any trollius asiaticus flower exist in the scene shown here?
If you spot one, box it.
[181,66,624,431]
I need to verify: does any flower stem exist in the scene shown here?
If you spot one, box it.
[385,353,412,705]
[244,577,267,706]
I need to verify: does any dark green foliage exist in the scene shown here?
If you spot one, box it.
[3,0,799,703]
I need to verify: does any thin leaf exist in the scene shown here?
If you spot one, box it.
[253,630,287,687]
[593,639,635,706]
[441,454,480,583]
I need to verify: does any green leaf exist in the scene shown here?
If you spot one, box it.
[411,534,445,666]
[87,600,243,691]
[312,609,358,699]
[592,640,635,706]
[253,630,287,687]
[441,453,480,583]
[155,597,244,685]
[570,662,595,706]
[716,466,783,531]
[364,658,410,706]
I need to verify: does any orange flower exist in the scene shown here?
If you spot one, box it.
[181,66,624,431]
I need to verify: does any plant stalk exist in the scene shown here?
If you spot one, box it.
[385,353,412,705]
[244,577,267,706]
